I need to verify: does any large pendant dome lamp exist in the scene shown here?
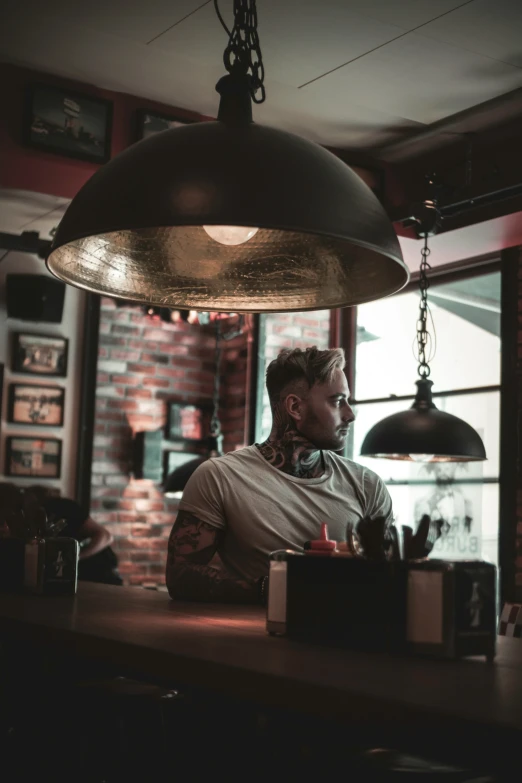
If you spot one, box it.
[47,0,408,313]
[360,216,486,463]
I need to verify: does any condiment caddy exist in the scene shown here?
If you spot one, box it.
[267,522,496,661]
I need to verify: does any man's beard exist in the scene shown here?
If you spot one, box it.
[298,415,346,452]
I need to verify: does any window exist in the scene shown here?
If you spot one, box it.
[350,270,501,566]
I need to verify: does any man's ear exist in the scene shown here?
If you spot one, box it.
[284,393,304,424]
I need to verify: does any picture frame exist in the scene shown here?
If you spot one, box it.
[24,83,113,164]
[166,402,209,442]
[136,109,193,141]
[12,333,69,378]
[8,383,65,427]
[5,437,62,479]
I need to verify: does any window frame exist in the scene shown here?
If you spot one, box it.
[336,254,518,602]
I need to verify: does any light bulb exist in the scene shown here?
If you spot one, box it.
[409,454,435,463]
[203,225,259,245]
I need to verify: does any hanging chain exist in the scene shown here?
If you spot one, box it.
[214,0,266,103]
[416,235,432,379]
[210,320,222,437]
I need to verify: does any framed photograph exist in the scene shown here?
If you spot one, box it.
[166,403,209,442]
[12,333,68,377]
[8,384,65,426]
[24,83,113,163]
[136,109,193,141]
[5,437,62,478]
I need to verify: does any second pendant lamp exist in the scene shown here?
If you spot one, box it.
[46,0,408,313]
[360,216,486,463]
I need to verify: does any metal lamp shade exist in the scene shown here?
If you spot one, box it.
[47,121,408,312]
[360,380,487,462]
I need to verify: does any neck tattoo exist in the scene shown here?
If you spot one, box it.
[255,404,325,479]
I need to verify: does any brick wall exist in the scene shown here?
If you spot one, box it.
[90,300,249,586]
[220,325,251,453]
[515,249,522,599]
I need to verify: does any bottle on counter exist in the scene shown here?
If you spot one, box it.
[303,522,337,556]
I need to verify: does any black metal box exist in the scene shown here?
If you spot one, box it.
[406,559,496,660]
[267,552,408,651]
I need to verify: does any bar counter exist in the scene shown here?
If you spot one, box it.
[0,583,521,776]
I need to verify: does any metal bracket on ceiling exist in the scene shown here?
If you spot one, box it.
[399,172,450,236]
[410,199,441,239]
[0,231,52,260]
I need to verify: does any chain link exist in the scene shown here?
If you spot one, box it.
[416,235,432,378]
[215,0,266,103]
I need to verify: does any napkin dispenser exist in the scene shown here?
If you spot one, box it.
[25,537,79,595]
[267,552,496,659]
[267,551,409,651]
[406,559,496,660]
[0,536,79,595]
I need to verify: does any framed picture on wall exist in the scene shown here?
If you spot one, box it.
[136,109,193,141]
[166,402,208,442]
[8,384,65,426]
[12,333,68,377]
[24,83,113,163]
[5,437,62,478]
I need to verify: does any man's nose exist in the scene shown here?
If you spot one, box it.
[342,404,355,423]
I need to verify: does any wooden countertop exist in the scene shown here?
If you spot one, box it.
[0,583,521,773]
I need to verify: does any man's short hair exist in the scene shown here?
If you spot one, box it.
[266,346,345,409]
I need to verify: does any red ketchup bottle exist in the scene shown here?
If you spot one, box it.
[305,522,337,556]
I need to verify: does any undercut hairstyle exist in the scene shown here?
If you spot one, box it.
[266,346,346,410]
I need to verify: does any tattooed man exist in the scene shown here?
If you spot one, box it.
[166,346,393,603]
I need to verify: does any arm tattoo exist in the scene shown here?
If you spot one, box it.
[166,510,258,604]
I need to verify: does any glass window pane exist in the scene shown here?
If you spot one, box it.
[355,272,500,399]
[386,482,498,567]
[351,391,499,479]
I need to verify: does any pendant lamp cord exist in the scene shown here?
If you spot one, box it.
[210,320,223,440]
[214,0,266,103]
[416,234,434,379]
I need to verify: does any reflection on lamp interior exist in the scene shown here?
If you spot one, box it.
[202,225,259,245]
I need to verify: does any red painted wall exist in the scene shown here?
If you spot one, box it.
[0,62,211,199]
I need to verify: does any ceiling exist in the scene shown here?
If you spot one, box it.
[0,189,69,240]
[429,272,500,335]
[1,0,522,150]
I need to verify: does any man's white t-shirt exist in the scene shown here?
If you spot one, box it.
[179,445,393,582]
